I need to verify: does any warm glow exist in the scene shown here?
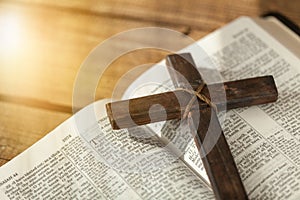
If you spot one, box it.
[0,15,21,55]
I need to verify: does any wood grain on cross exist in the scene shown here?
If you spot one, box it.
[106,53,278,199]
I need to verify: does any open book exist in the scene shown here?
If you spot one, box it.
[0,15,300,199]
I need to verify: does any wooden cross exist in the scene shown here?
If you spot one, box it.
[106,53,278,200]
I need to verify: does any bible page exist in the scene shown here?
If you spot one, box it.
[0,99,214,199]
[122,16,300,199]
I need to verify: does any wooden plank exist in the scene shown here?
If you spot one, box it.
[106,76,278,129]
[0,1,207,111]
[0,101,70,166]
[8,0,300,30]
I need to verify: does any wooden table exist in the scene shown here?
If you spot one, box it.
[0,0,299,166]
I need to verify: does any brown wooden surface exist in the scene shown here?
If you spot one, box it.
[0,0,299,166]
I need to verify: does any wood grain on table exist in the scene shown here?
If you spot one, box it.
[0,0,299,166]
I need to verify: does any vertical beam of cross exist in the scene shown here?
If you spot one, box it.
[166,53,248,200]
